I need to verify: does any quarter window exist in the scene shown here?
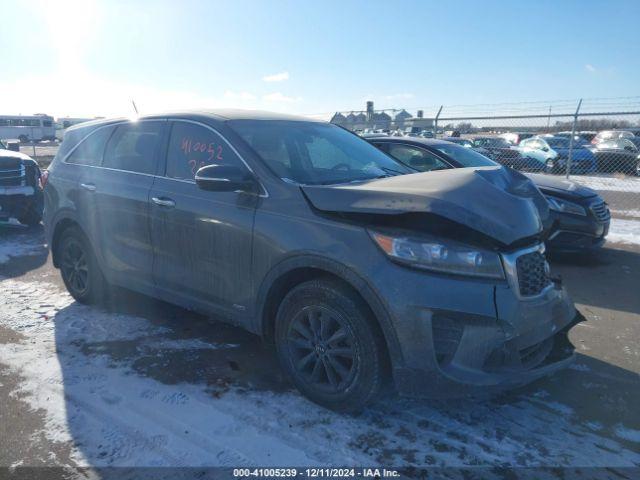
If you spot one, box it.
[66,126,115,166]
[166,122,243,180]
[103,121,164,174]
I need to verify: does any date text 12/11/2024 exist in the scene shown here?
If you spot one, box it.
[233,468,401,478]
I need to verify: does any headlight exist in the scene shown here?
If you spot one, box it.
[369,231,505,279]
[545,195,587,216]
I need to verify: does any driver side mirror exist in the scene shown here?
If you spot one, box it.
[195,164,258,193]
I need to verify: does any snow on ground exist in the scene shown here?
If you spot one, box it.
[0,223,47,264]
[607,219,640,246]
[612,209,640,220]
[572,174,640,193]
[0,236,47,264]
[1,277,639,469]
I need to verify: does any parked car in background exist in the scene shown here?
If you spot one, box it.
[0,145,44,226]
[501,132,535,145]
[471,136,544,172]
[590,138,640,175]
[591,130,636,145]
[442,137,474,148]
[556,131,597,143]
[360,132,389,139]
[368,137,610,254]
[44,111,580,411]
[517,135,597,174]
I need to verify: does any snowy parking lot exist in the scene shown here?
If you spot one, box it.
[0,187,639,475]
[1,223,639,476]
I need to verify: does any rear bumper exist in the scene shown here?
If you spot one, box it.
[0,186,34,196]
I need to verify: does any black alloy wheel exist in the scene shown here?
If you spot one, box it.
[57,226,106,304]
[275,279,386,412]
[287,305,357,393]
[60,237,89,296]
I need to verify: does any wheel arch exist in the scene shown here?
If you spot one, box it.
[255,254,404,370]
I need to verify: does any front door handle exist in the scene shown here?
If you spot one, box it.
[152,197,175,208]
[80,183,96,192]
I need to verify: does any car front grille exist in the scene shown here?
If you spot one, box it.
[515,250,551,297]
[590,200,610,222]
[0,165,25,187]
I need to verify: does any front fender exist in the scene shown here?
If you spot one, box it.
[253,252,405,369]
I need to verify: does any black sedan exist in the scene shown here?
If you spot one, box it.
[370,137,610,253]
[471,136,545,172]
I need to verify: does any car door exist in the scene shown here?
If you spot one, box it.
[65,125,117,249]
[93,120,166,291]
[149,119,258,319]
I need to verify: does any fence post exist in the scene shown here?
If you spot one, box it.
[565,98,582,179]
[433,105,443,137]
[31,127,37,159]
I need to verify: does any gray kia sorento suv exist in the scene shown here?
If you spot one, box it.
[44,110,581,411]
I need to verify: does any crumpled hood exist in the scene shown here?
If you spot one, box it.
[302,166,548,246]
[525,173,597,199]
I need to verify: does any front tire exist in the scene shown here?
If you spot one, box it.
[275,279,386,412]
[57,226,106,304]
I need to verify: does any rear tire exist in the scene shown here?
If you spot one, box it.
[275,279,386,412]
[57,226,106,304]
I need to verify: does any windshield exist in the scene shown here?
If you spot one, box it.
[228,120,412,185]
[433,143,498,167]
[0,140,7,150]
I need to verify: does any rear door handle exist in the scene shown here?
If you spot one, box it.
[152,197,175,208]
[80,183,96,192]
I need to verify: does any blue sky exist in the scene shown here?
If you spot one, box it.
[1,0,638,118]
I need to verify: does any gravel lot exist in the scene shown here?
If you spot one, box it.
[1,222,639,476]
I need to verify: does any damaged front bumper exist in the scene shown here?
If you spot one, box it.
[381,256,581,398]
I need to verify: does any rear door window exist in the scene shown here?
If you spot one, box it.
[65,126,115,166]
[165,121,244,180]
[103,121,164,174]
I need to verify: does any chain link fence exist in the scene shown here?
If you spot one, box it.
[331,98,640,221]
